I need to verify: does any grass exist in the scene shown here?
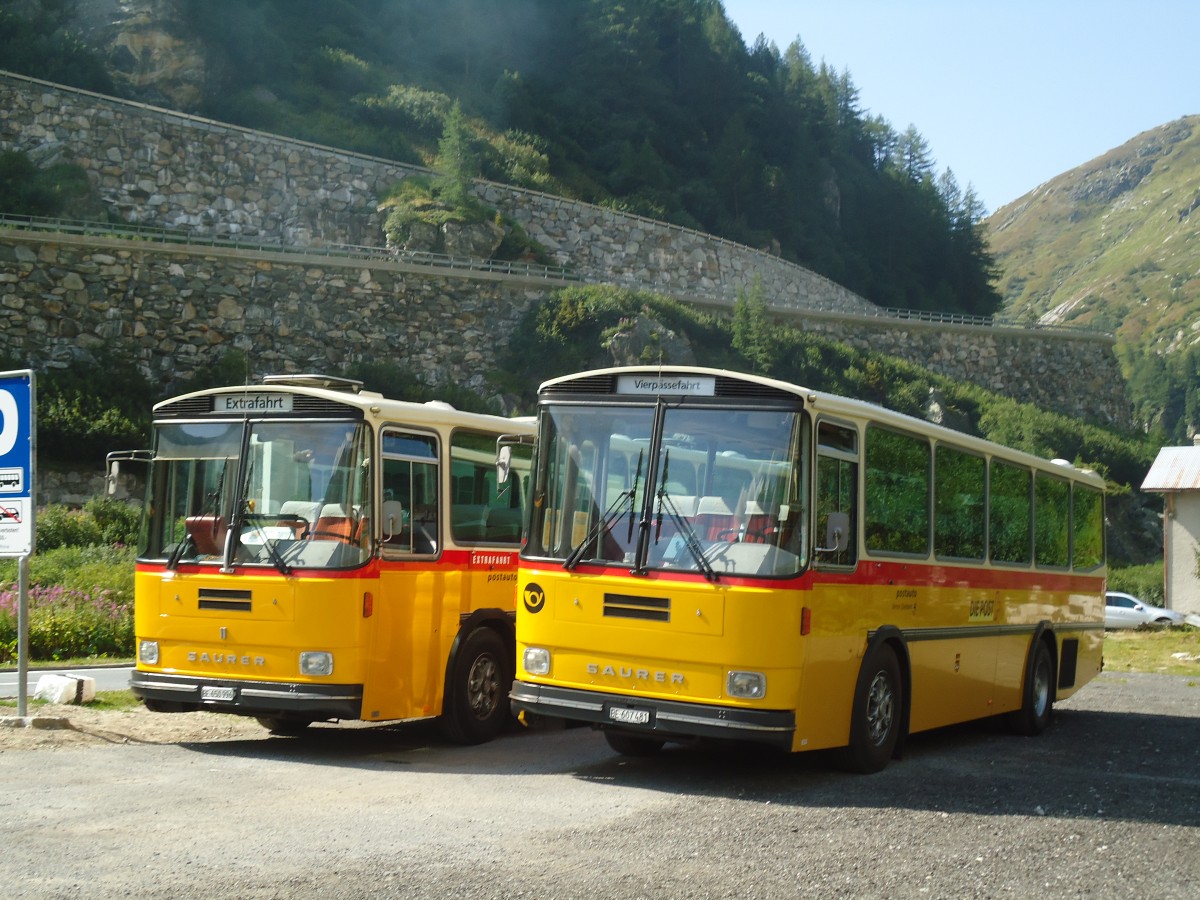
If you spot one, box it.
[83,689,141,711]
[1101,626,1200,677]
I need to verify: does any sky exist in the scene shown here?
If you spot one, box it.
[721,0,1198,214]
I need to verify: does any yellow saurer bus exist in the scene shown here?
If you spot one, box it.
[508,366,1106,771]
[113,374,534,742]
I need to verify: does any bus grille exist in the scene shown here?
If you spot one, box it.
[603,593,670,622]
[198,588,252,612]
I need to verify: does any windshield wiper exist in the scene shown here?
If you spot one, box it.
[564,450,643,571]
[240,512,294,575]
[165,531,190,570]
[653,451,717,582]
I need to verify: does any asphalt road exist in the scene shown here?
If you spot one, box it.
[2,671,1198,899]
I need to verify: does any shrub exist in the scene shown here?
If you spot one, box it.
[84,497,141,546]
[0,544,136,663]
[34,505,104,551]
[0,582,132,663]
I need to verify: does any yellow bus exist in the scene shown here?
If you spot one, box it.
[112,374,534,741]
[508,366,1106,771]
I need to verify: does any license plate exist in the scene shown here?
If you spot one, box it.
[608,706,650,725]
[201,686,236,702]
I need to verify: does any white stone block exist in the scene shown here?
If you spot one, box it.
[33,673,97,705]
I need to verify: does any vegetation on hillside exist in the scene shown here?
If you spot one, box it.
[0,1,113,95]
[987,117,1200,443]
[2,0,999,319]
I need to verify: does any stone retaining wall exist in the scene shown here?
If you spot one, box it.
[0,70,877,316]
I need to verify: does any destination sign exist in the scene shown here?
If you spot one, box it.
[213,393,295,413]
[615,374,716,397]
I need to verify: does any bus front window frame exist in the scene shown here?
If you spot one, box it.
[143,417,374,571]
[526,401,810,579]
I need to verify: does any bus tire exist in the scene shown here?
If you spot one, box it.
[839,643,902,774]
[604,730,665,757]
[1007,638,1054,736]
[256,716,313,736]
[441,627,511,745]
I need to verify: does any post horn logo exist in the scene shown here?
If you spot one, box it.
[523,582,546,614]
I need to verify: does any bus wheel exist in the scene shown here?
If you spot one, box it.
[441,628,511,745]
[604,730,665,757]
[256,716,313,736]
[1007,639,1054,736]
[839,644,902,774]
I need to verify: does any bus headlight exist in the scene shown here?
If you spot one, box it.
[138,640,159,666]
[523,647,551,676]
[726,670,766,700]
[299,651,334,676]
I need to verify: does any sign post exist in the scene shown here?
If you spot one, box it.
[0,370,36,717]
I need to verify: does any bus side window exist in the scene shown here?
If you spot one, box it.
[815,421,858,568]
[381,430,439,555]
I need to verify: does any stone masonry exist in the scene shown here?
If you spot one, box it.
[0,70,1130,438]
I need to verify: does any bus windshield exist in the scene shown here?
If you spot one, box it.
[528,403,810,578]
[144,419,372,570]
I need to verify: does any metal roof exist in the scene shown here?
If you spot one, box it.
[1141,445,1200,492]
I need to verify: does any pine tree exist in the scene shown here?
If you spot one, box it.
[434,101,478,208]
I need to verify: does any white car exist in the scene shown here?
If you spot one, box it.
[1104,591,1186,629]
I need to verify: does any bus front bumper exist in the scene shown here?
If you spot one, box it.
[510,680,795,750]
[130,671,363,721]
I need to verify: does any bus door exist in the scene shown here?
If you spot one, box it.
[369,428,444,720]
[798,419,862,749]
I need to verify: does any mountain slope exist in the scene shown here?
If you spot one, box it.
[987,116,1200,356]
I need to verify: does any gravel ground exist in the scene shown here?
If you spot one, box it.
[2,671,1198,899]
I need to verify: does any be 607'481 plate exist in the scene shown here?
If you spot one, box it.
[607,706,651,725]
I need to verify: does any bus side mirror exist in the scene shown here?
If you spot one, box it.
[496,445,512,490]
[815,511,849,554]
[106,459,120,496]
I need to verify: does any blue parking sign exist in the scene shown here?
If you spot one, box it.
[0,369,35,556]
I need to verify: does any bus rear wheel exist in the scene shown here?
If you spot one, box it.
[441,627,511,745]
[839,644,903,774]
[1007,639,1054,736]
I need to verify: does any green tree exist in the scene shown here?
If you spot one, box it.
[434,101,479,207]
[731,278,777,373]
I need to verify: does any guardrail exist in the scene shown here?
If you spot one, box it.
[0,213,1110,337]
[0,214,581,283]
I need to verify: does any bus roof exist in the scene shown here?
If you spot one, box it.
[153,376,536,434]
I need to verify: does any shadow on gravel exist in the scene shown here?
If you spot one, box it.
[174,696,1200,829]
[178,716,463,764]
[569,706,1200,828]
